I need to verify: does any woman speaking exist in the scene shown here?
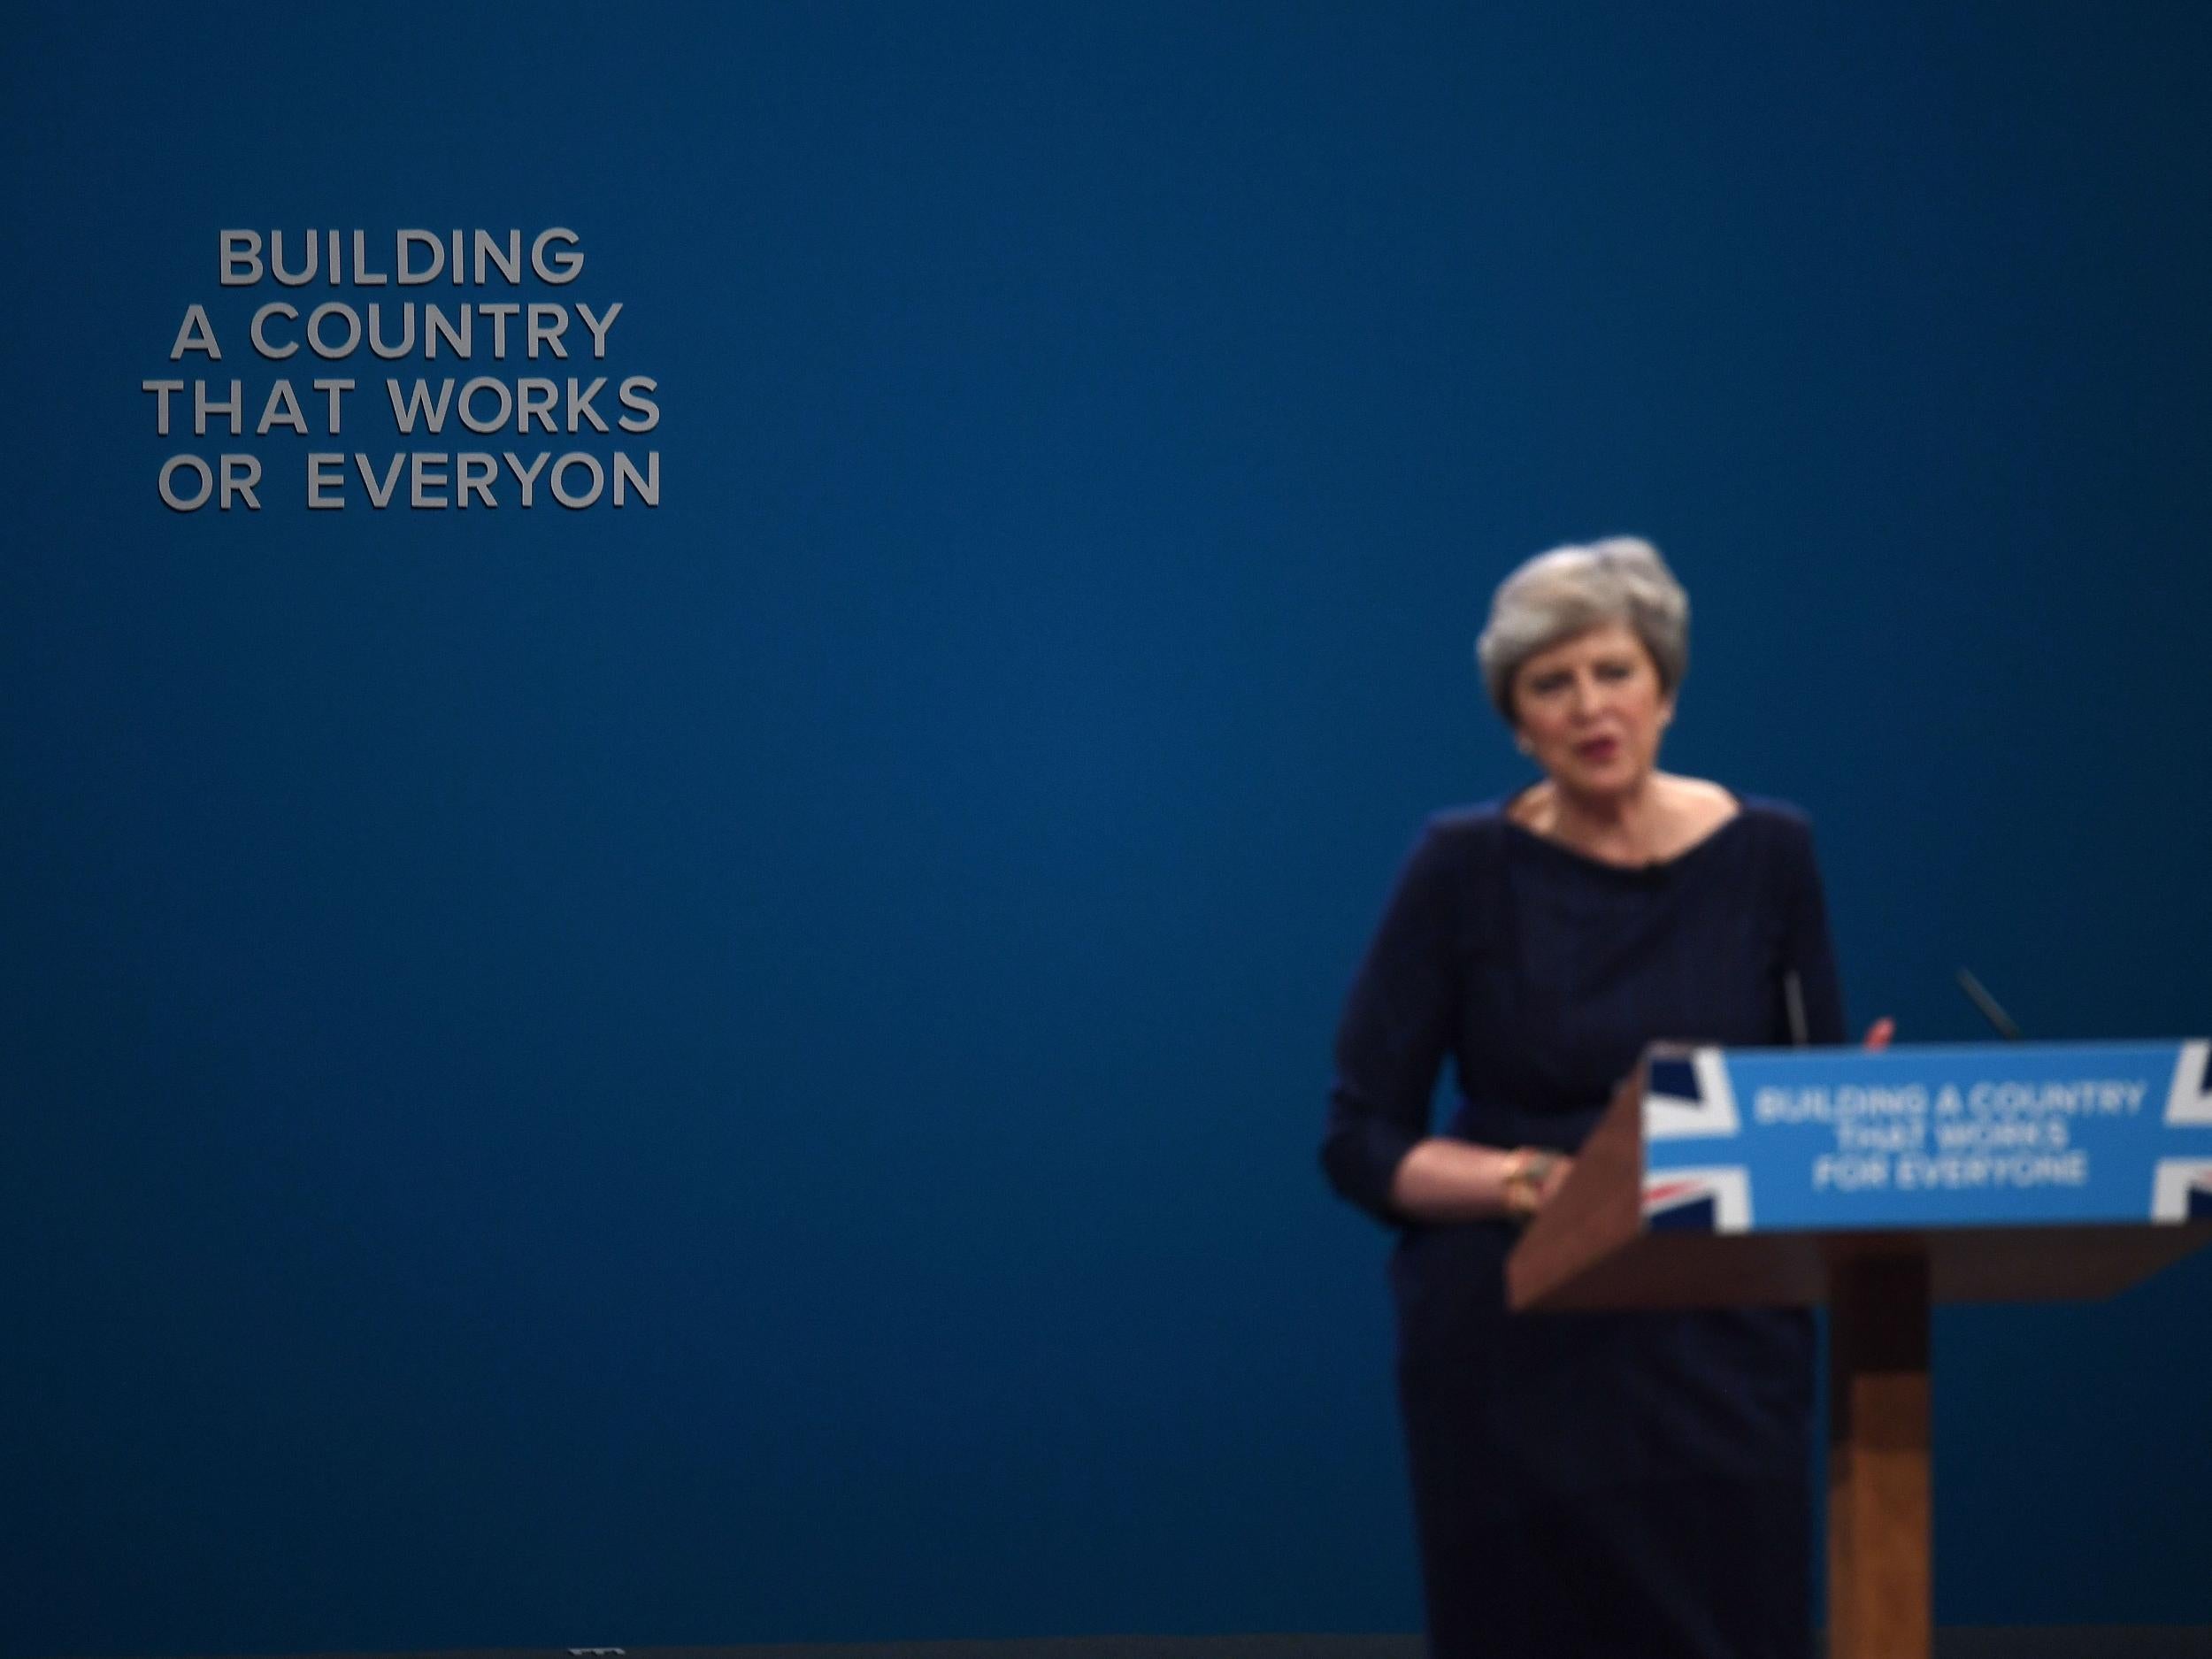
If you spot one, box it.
[1323,538,1860,1658]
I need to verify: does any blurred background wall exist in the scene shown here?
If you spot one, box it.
[4,2,2208,1652]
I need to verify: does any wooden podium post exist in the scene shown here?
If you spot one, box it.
[1827,1252,1931,1659]
[1508,1039,2212,1657]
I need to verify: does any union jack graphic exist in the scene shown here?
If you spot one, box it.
[1643,1048,1740,1141]
[1641,1165,1752,1233]
[2151,1157,2212,1223]
[2164,1041,2212,1126]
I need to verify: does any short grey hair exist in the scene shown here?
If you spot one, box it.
[1475,536,1689,721]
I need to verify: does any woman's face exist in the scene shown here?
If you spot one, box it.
[1509,620,1674,803]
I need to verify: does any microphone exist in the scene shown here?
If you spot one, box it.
[1955,968,2024,1041]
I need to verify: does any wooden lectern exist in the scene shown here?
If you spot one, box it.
[1508,1040,2212,1659]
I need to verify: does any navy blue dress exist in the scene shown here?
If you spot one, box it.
[1324,798,1846,1659]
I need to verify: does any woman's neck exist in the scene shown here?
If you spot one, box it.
[1515,772,1691,866]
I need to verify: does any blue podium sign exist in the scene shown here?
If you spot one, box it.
[1509,1039,2212,1659]
[1640,1041,2212,1233]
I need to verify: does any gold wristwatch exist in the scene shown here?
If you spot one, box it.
[1500,1147,1560,1222]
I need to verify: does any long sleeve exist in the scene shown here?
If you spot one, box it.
[1778,811,1847,1046]
[1322,821,1468,1224]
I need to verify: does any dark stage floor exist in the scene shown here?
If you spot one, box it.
[159,1632,2212,1659]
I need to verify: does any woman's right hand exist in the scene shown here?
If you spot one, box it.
[1501,1146,1573,1222]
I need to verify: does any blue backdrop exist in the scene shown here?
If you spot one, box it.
[4,3,2209,1653]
